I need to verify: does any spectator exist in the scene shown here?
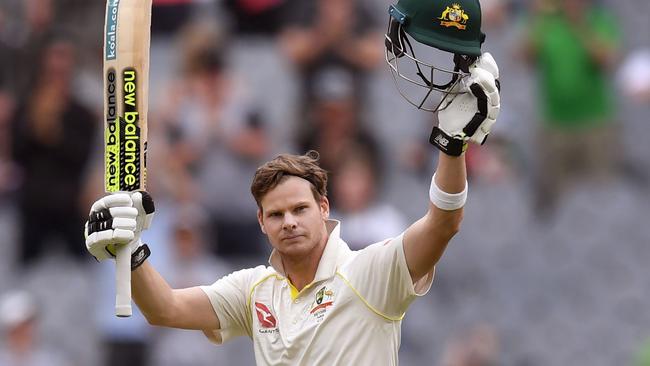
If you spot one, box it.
[297,66,380,186]
[222,0,292,37]
[2,0,57,100]
[10,38,97,267]
[151,0,196,36]
[280,0,383,120]
[330,144,406,250]
[155,23,271,260]
[522,0,621,217]
[150,206,253,366]
[160,205,231,290]
[0,290,68,366]
[0,79,17,199]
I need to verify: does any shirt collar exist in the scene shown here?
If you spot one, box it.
[268,219,351,282]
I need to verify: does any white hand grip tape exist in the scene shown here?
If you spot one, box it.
[115,245,132,317]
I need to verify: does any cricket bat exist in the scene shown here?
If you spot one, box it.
[103,0,152,317]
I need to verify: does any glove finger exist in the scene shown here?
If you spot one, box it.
[485,87,500,107]
[131,191,155,215]
[480,117,496,135]
[92,230,114,245]
[113,229,135,243]
[89,208,111,224]
[85,231,97,248]
[88,207,137,235]
[470,69,499,120]
[471,68,498,96]
[469,117,496,145]
[86,232,114,261]
[470,83,489,116]
[470,130,488,145]
[112,217,137,231]
[487,102,500,120]
[91,193,132,213]
[461,83,488,137]
[89,228,133,246]
[470,64,499,108]
[473,52,499,79]
[131,191,155,229]
[109,207,138,219]
[87,219,112,235]
[105,193,133,208]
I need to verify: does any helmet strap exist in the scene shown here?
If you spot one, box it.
[453,54,477,74]
[385,18,406,58]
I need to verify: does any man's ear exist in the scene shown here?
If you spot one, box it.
[320,196,330,220]
[257,209,267,234]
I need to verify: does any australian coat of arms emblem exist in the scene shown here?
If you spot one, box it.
[438,3,469,30]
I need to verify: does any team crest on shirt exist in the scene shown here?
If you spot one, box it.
[309,287,335,323]
[438,3,469,30]
[255,302,278,333]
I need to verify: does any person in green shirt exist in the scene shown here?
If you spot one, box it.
[523,0,621,217]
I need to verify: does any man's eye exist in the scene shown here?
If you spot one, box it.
[296,206,307,212]
[269,212,281,218]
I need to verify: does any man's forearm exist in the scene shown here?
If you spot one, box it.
[131,261,175,325]
[403,152,467,281]
[426,151,466,241]
[420,152,466,257]
[434,152,467,194]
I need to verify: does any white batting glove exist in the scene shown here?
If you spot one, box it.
[84,191,155,262]
[131,191,155,232]
[430,52,501,156]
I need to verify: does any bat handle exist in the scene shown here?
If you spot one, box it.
[115,244,132,317]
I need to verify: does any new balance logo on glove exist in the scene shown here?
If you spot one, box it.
[433,134,449,147]
[429,127,467,156]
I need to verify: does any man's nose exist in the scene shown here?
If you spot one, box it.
[282,214,297,230]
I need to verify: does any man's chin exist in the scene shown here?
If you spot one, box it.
[278,238,313,256]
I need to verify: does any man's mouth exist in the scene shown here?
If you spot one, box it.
[282,234,304,241]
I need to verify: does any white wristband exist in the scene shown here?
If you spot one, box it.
[429,173,468,211]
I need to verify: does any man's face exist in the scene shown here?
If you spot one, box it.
[257,176,329,258]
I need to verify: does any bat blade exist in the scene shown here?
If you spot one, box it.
[103,0,152,318]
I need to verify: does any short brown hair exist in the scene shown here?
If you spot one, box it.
[251,151,328,209]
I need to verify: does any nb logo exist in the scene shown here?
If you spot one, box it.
[434,134,449,147]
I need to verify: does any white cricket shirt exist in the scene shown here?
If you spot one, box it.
[200,220,434,365]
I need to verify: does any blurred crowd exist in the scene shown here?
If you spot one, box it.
[0,0,649,365]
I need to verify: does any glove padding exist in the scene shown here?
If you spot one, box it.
[85,191,155,261]
[431,52,501,156]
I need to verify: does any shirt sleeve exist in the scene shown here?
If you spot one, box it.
[339,234,434,319]
[200,265,269,344]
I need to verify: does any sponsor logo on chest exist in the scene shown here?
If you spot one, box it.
[255,302,279,334]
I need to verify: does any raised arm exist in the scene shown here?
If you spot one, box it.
[84,192,219,330]
[403,53,501,282]
[131,261,219,330]
[403,154,466,282]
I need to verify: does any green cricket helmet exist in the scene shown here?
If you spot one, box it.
[385,0,486,111]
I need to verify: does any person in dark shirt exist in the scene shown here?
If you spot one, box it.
[11,38,96,267]
[280,0,383,120]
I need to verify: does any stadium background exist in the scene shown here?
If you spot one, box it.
[0,0,649,365]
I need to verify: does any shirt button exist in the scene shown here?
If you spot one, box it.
[292,319,298,324]
[294,299,300,304]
